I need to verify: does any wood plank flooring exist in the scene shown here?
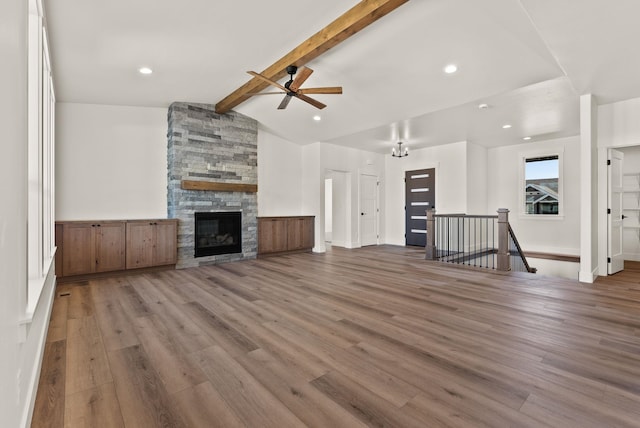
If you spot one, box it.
[32,246,640,427]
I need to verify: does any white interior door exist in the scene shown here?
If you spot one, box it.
[608,149,625,274]
[360,174,378,246]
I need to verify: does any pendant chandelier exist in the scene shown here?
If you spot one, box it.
[391,141,408,158]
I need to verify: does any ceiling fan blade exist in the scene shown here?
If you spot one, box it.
[246,92,287,96]
[247,71,288,91]
[297,87,343,95]
[289,66,314,91]
[295,93,326,110]
[278,95,293,110]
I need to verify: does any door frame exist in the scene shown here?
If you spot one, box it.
[358,172,380,246]
[324,169,351,248]
[598,144,640,275]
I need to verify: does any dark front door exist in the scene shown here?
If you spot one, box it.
[405,168,435,247]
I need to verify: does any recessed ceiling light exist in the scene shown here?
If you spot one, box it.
[313,115,322,121]
[444,64,458,74]
[138,67,153,75]
[502,124,512,129]
[478,103,489,109]
[523,136,532,140]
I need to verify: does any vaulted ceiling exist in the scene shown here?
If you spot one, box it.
[44,0,640,152]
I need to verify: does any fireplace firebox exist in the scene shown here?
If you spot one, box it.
[194,211,242,257]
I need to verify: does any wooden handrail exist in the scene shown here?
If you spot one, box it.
[508,224,536,273]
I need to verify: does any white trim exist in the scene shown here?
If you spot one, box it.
[20,268,56,428]
[578,267,598,283]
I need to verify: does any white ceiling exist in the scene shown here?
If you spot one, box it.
[44,0,640,153]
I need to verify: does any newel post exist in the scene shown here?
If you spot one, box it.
[425,208,436,260]
[497,208,510,271]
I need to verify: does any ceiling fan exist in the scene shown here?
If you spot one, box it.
[247,65,342,110]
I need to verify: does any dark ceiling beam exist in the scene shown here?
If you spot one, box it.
[214,0,410,114]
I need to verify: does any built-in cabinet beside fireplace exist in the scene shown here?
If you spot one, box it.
[55,219,178,280]
[257,216,314,256]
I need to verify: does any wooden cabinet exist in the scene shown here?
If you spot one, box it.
[126,220,177,269]
[61,221,126,276]
[258,216,314,256]
[287,217,315,251]
[56,218,177,279]
[258,218,288,254]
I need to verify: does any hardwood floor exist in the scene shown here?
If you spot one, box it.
[32,246,640,427]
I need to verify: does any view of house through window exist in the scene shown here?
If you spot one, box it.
[525,155,559,215]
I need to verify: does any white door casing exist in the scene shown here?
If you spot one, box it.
[608,149,624,274]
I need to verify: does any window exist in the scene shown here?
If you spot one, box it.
[523,154,561,216]
[27,2,55,315]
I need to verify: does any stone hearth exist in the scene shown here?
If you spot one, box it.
[167,102,257,268]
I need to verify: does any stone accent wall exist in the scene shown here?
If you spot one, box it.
[167,102,258,268]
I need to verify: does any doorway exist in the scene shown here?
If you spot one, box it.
[324,178,332,244]
[324,170,349,248]
[405,168,435,247]
[608,149,624,274]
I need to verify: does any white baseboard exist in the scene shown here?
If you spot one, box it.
[578,267,598,283]
[623,252,640,262]
[21,268,57,428]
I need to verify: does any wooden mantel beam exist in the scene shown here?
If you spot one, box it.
[214,0,410,114]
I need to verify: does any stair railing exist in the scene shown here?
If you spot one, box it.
[426,208,535,273]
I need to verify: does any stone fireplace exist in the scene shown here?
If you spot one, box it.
[167,102,258,268]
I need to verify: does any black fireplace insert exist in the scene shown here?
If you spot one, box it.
[194,211,242,257]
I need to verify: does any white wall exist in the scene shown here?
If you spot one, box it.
[1,1,56,426]
[326,171,349,247]
[301,143,323,251]
[598,97,640,148]
[487,136,581,255]
[466,142,488,214]
[257,129,304,216]
[385,141,468,246]
[56,103,167,220]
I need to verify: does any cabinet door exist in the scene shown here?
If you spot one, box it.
[154,220,177,266]
[126,222,155,269]
[301,217,315,249]
[258,218,288,254]
[95,222,126,273]
[62,223,95,276]
[287,218,305,250]
[287,217,314,251]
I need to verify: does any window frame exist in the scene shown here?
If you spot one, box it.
[26,0,56,317]
[519,149,564,220]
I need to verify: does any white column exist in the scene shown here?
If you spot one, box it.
[579,94,599,283]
